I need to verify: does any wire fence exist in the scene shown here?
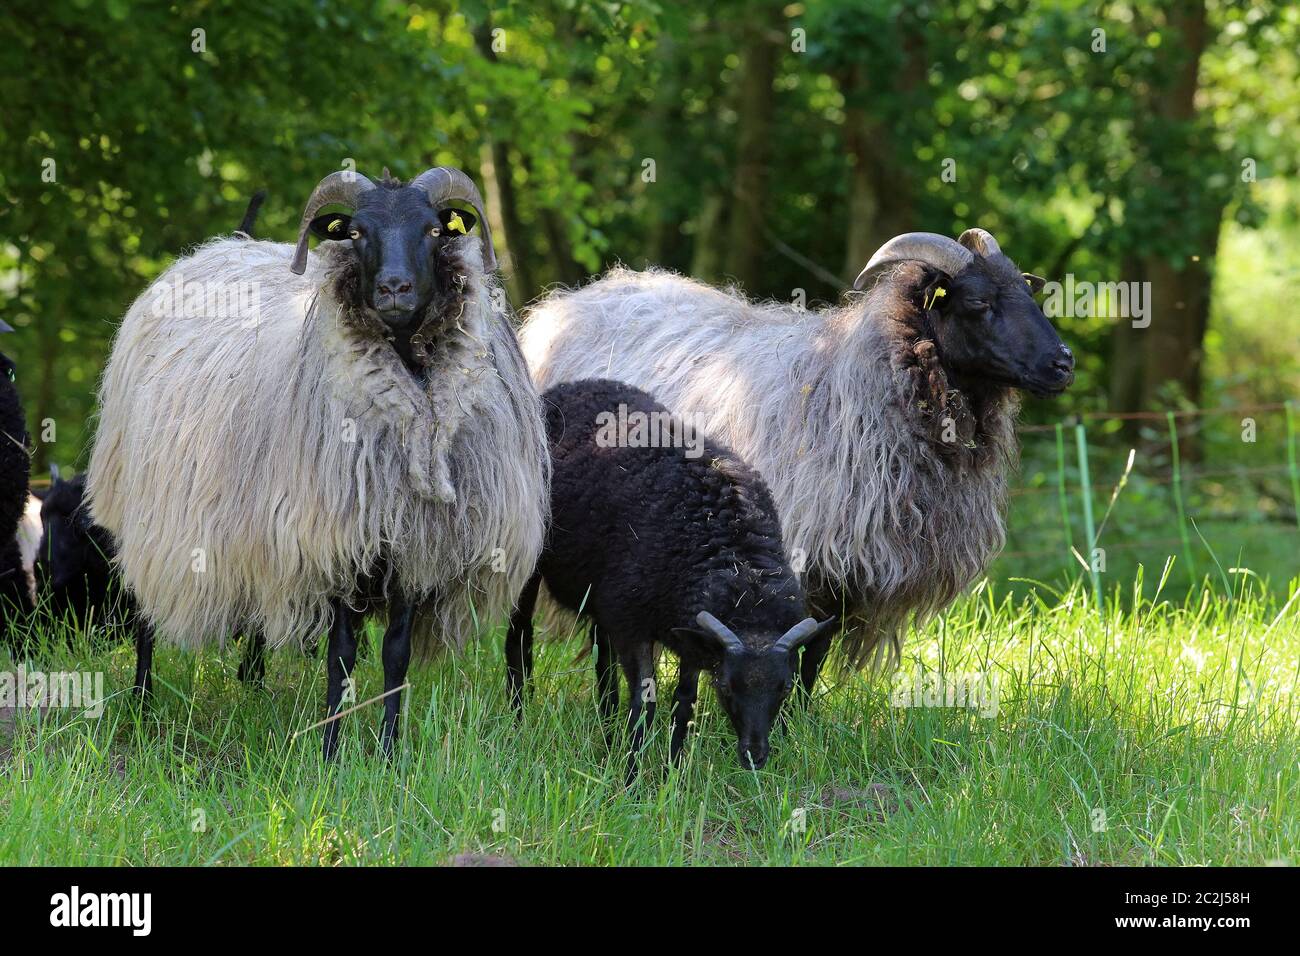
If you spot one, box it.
[1001,399,1300,598]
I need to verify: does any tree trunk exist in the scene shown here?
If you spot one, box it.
[723,4,784,292]
[1108,255,1147,415]
[478,143,528,308]
[1140,228,1220,411]
[841,68,881,280]
[540,205,585,288]
[475,24,535,305]
[690,193,727,282]
[1113,0,1221,431]
[840,23,923,282]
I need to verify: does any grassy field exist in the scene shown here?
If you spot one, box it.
[1,568,1297,866]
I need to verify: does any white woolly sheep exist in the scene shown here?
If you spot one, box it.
[88,167,549,757]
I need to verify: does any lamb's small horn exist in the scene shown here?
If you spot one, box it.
[696,611,744,654]
[289,170,378,275]
[853,232,975,291]
[957,227,1002,257]
[773,617,831,653]
[411,166,498,273]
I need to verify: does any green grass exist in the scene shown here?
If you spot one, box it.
[2,569,1297,866]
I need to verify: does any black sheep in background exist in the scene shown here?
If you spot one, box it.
[36,471,127,628]
[36,469,268,682]
[0,341,34,633]
[507,379,835,781]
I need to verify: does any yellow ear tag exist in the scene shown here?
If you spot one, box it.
[446,211,467,234]
[925,286,947,309]
[329,218,344,234]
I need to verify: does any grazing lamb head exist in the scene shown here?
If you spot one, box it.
[695,612,835,769]
[855,229,1075,399]
[289,166,497,330]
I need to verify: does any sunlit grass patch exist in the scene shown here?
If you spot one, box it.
[1,572,1296,865]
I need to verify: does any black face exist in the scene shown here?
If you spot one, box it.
[926,255,1074,398]
[309,188,477,329]
[712,644,799,770]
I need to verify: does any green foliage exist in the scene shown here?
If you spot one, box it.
[0,0,1296,468]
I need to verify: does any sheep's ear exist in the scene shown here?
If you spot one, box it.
[672,624,723,655]
[1023,273,1047,294]
[308,213,353,241]
[919,272,951,312]
[439,207,477,236]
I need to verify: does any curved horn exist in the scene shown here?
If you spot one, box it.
[695,611,744,654]
[410,167,498,273]
[958,227,1002,258]
[289,171,378,275]
[773,617,832,653]
[852,232,974,291]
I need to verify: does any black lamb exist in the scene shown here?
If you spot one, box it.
[36,471,128,627]
[0,344,33,630]
[506,379,834,779]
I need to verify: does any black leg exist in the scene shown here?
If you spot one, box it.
[132,619,154,699]
[323,598,360,761]
[380,596,415,758]
[621,644,656,785]
[237,631,267,686]
[668,665,700,765]
[505,574,541,718]
[594,624,619,742]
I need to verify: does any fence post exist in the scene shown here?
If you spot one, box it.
[1286,400,1300,533]
[1166,411,1197,580]
[1074,423,1102,611]
[1055,422,1074,556]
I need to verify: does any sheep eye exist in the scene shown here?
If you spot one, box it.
[428,224,441,237]
[348,229,361,241]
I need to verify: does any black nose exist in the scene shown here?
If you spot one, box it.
[739,742,769,769]
[1052,345,1075,373]
[377,277,413,296]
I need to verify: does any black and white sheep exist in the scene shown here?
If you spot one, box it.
[521,229,1074,680]
[88,167,548,757]
[507,379,832,778]
[0,340,34,635]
